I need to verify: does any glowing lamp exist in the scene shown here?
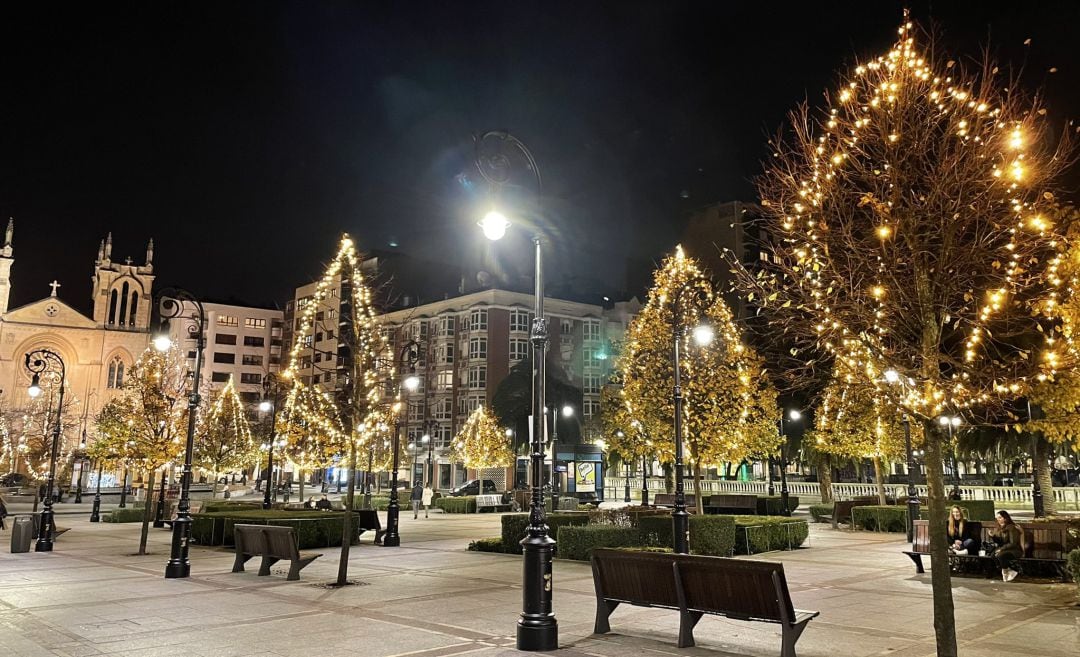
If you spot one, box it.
[27,374,43,399]
[788,409,802,421]
[259,400,272,412]
[479,210,510,241]
[152,333,173,352]
[403,374,420,392]
[692,324,715,346]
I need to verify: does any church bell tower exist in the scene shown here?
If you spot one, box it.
[0,219,14,315]
[91,233,156,330]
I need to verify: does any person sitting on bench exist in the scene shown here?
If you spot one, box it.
[990,510,1025,582]
[315,495,332,510]
[947,506,977,555]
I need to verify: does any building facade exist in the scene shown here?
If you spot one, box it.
[0,225,155,478]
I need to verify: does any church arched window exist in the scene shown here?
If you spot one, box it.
[117,282,130,327]
[108,289,119,325]
[107,357,125,389]
[129,291,139,327]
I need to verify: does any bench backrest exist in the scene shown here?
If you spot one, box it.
[260,525,301,560]
[913,519,1069,559]
[234,523,267,555]
[355,509,381,530]
[708,494,757,508]
[476,494,503,507]
[835,499,874,518]
[591,549,681,609]
[675,554,794,623]
[653,493,696,507]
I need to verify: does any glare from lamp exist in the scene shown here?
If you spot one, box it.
[951,417,962,427]
[403,374,420,392]
[259,400,272,412]
[479,210,510,241]
[938,416,949,426]
[505,428,513,437]
[152,334,172,352]
[884,369,900,384]
[422,434,430,444]
[561,405,574,418]
[27,375,43,399]
[788,409,802,421]
[692,324,715,346]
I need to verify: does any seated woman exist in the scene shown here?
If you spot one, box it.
[947,505,977,555]
[989,510,1025,582]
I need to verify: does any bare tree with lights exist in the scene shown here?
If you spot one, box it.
[732,17,1075,655]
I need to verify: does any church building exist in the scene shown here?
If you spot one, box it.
[0,221,155,478]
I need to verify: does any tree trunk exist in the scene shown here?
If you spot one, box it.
[1033,439,1056,516]
[873,457,887,505]
[138,469,156,556]
[817,460,834,504]
[663,463,674,494]
[925,425,958,657]
[336,441,357,587]
[693,462,704,514]
[299,469,305,504]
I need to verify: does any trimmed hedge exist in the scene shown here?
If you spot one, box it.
[1067,549,1080,588]
[190,510,358,548]
[104,507,147,523]
[500,512,590,554]
[201,501,263,514]
[733,516,809,554]
[853,505,907,532]
[557,525,641,561]
[756,495,800,516]
[468,537,509,553]
[435,496,476,513]
[809,503,834,523]
[636,514,736,556]
[350,495,391,511]
[546,496,579,512]
[918,500,995,522]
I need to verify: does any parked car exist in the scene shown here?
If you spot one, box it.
[0,472,29,487]
[449,479,497,496]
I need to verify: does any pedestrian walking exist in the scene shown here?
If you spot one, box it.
[410,481,423,519]
[421,485,433,519]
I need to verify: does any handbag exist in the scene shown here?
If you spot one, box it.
[981,540,997,555]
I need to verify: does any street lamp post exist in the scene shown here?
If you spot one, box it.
[903,413,919,543]
[25,349,66,552]
[260,374,286,510]
[1027,399,1045,518]
[385,340,421,548]
[153,466,168,528]
[118,467,128,508]
[154,288,205,579]
[549,405,573,512]
[74,431,86,503]
[427,422,437,487]
[939,415,962,497]
[616,431,631,503]
[90,458,103,522]
[778,409,801,516]
[474,129,557,651]
[670,279,716,554]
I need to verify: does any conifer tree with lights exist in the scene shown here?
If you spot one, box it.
[282,234,386,585]
[194,377,256,497]
[732,17,1076,655]
[449,405,514,476]
[619,247,780,513]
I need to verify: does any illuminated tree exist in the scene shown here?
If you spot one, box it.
[620,247,780,512]
[278,388,337,502]
[194,377,256,497]
[282,234,385,585]
[449,406,514,471]
[732,18,1074,655]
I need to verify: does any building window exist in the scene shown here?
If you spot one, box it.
[211,372,230,383]
[466,395,483,414]
[584,399,602,417]
[438,315,455,337]
[437,343,454,365]
[583,319,601,342]
[240,373,262,385]
[303,335,313,348]
[244,318,266,329]
[315,332,323,343]
[583,347,602,369]
[469,308,488,331]
[509,338,529,362]
[561,318,573,335]
[435,397,453,421]
[218,315,238,327]
[215,333,237,345]
[436,370,454,391]
[186,350,197,359]
[213,353,236,364]
[243,336,265,347]
[242,354,263,366]
[510,309,530,332]
[583,374,601,394]
[314,352,322,363]
[468,365,486,390]
[106,357,125,389]
[468,337,487,360]
[325,329,334,341]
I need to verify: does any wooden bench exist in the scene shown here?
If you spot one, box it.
[355,509,386,544]
[231,524,323,581]
[820,499,874,529]
[652,493,697,510]
[903,519,1071,581]
[476,494,512,512]
[591,549,817,655]
[705,494,758,515]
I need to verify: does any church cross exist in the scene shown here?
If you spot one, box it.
[125,256,133,265]
[49,280,61,297]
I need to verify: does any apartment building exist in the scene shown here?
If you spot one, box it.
[170,301,284,412]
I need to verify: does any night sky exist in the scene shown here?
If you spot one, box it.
[2,1,1078,312]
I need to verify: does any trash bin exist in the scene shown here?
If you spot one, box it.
[10,516,33,553]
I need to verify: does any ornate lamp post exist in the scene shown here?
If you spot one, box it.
[385,340,421,547]
[260,374,287,510]
[474,129,556,651]
[938,415,962,497]
[669,278,717,554]
[153,454,169,528]
[73,431,87,503]
[426,421,438,487]
[616,431,631,503]
[90,457,104,522]
[778,409,801,517]
[153,288,205,579]
[549,404,573,512]
[25,349,66,552]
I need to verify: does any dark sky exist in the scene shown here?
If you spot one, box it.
[2,1,1078,312]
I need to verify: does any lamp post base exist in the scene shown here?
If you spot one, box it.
[384,497,401,547]
[517,534,558,652]
[90,497,101,522]
[516,621,559,652]
[164,516,192,579]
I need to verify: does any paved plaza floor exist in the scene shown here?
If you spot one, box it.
[0,508,1075,657]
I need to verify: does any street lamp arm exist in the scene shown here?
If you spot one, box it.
[474,130,543,191]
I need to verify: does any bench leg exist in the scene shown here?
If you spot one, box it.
[374,530,386,545]
[677,610,703,648]
[258,556,280,576]
[593,600,619,634]
[781,619,810,657]
[232,553,252,573]
[287,560,311,581]
[905,552,925,574]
